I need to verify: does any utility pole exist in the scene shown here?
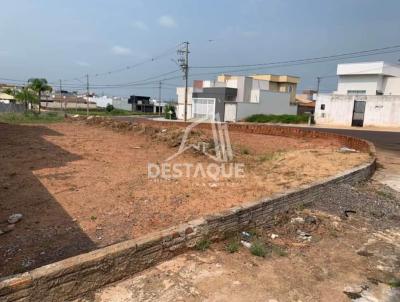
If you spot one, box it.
[86,74,90,116]
[316,76,321,94]
[158,81,162,116]
[178,41,190,121]
[59,80,64,114]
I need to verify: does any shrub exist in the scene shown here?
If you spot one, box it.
[250,241,268,257]
[164,104,177,120]
[226,239,240,253]
[245,114,309,124]
[195,238,211,251]
[106,104,114,112]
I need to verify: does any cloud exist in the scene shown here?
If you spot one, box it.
[75,60,90,67]
[111,45,132,56]
[158,15,177,28]
[131,20,148,31]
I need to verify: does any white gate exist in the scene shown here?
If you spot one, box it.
[192,98,215,120]
[224,103,237,122]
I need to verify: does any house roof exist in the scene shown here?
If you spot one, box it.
[296,94,315,107]
[0,92,15,100]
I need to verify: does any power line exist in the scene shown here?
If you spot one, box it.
[61,42,184,83]
[191,44,400,69]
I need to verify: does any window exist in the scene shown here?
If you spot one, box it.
[320,104,325,110]
[347,90,366,95]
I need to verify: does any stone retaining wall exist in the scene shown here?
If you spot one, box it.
[0,119,376,302]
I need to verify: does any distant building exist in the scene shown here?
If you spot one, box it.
[315,61,400,127]
[296,90,316,115]
[176,74,300,122]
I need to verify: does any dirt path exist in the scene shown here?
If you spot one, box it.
[0,121,369,277]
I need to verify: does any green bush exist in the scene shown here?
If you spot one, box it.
[195,238,211,251]
[250,241,268,257]
[226,239,240,253]
[245,114,309,124]
[164,104,177,120]
[105,104,114,112]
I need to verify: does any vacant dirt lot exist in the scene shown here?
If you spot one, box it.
[0,121,369,277]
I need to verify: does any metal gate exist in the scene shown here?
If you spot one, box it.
[351,100,366,127]
[192,98,215,120]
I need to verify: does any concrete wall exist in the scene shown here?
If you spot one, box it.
[112,98,132,111]
[315,94,354,126]
[315,94,400,127]
[0,103,25,113]
[41,102,97,109]
[235,91,297,121]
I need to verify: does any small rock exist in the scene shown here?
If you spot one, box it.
[161,129,167,133]
[209,183,218,188]
[343,284,368,299]
[8,213,23,224]
[357,249,374,257]
[291,217,305,224]
[304,215,317,224]
[297,230,312,241]
[271,234,279,239]
[338,147,358,153]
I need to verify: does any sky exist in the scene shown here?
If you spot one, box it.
[1,0,400,99]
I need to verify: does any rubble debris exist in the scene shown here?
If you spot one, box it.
[290,217,305,224]
[240,240,251,249]
[343,284,368,300]
[297,230,312,241]
[344,210,357,218]
[271,234,279,239]
[304,215,317,224]
[339,147,358,153]
[8,213,23,224]
[241,231,252,242]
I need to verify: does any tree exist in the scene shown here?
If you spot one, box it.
[14,87,38,112]
[28,78,52,113]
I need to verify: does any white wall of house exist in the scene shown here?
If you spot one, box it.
[315,94,354,126]
[176,104,192,120]
[336,61,400,95]
[176,87,193,119]
[315,94,400,127]
[336,75,382,95]
[383,77,400,95]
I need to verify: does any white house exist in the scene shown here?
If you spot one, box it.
[315,61,400,127]
[176,74,299,121]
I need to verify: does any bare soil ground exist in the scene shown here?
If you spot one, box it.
[76,181,400,302]
[0,120,369,277]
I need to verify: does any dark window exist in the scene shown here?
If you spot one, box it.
[320,104,325,110]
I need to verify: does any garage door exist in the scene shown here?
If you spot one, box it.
[192,98,215,120]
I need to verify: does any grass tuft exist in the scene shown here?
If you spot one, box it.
[195,238,211,251]
[245,114,309,124]
[226,239,240,253]
[250,241,268,257]
[0,112,64,124]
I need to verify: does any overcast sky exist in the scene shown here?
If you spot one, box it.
[1,0,400,99]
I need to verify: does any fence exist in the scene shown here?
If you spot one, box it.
[0,103,25,113]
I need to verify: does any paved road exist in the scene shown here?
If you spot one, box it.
[305,127,400,154]
[305,126,400,191]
